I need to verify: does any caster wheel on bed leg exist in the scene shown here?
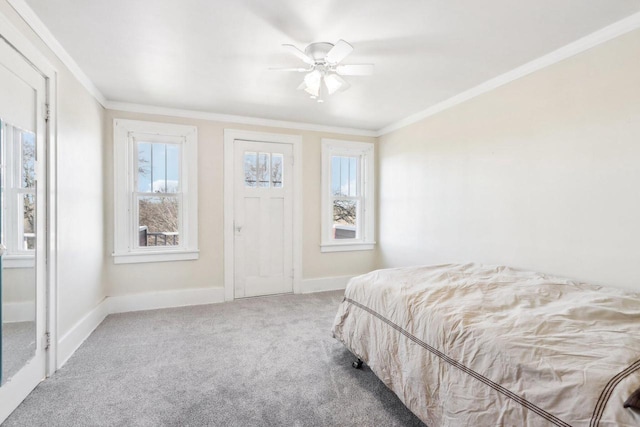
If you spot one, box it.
[352,358,363,369]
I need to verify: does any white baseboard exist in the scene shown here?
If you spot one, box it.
[57,298,109,369]
[301,275,354,294]
[107,287,226,314]
[2,301,35,323]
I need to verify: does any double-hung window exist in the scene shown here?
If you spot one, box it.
[321,139,375,252]
[0,120,36,267]
[113,119,198,264]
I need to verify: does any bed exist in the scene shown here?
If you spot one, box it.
[331,263,640,426]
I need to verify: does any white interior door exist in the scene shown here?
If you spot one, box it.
[0,38,48,422]
[234,140,293,298]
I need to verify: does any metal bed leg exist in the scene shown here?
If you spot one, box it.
[352,358,363,369]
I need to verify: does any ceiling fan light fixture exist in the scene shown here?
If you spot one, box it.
[324,74,343,95]
[304,86,319,97]
[303,70,322,96]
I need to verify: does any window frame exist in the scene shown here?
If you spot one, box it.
[1,121,36,268]
[113,119,198,264]
[320,139,375,252]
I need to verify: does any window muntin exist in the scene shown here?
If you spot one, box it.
[113,119,198,264]
[321,139,375,251]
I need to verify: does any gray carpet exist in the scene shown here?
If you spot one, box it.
[4,291,425,426]
[2,321,36,385]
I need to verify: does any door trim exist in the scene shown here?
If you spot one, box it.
[223,129,302,301]
[0,7,58,382]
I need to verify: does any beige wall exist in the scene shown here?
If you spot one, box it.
[2,268,35,303]
[378,29,640,291]
[104,109,377,296]
[0,2,106,335]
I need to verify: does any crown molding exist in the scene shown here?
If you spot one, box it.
[376,11,640,136]
[7,0,107,106]
[4,0,375,136]
[7,0,640,138]
[105,101,378,137]
[6,0,375,137]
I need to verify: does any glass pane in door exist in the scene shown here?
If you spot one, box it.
[271,154,283,188]
[257,153,270,188]
[244,152,257,187]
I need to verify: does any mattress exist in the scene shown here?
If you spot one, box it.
[332,264,640,426]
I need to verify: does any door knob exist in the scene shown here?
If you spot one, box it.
[0,243,6,257]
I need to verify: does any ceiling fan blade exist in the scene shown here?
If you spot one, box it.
[336,64,374,76]
[269,67,311,72]
[282,44,315,65]
[325,39,353,64]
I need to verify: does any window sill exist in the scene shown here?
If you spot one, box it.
[320,242,376,253]
[112,249,199,264]
[2,255,35,269]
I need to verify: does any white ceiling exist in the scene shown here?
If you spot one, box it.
[23,0,640,131]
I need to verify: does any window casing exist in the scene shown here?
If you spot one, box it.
[321,139,375,252]
[113,119,198,264]
[0,121,36,268]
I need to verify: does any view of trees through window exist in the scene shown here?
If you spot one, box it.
[244,152,284,188]
[137,142,180,247]
[138,197,179,246]
[331,155,358,239]
[22,132,36,249]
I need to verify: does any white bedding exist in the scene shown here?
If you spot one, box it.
[332,264,640,426]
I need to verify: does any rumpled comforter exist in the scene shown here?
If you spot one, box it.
[332,264,640,426]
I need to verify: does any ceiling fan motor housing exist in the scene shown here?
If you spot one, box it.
[304,42,335,63]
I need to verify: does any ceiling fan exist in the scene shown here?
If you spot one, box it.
[272,39,374,102]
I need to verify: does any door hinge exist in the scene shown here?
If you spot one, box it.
[44,103,50,122]
[44,332,51,350]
